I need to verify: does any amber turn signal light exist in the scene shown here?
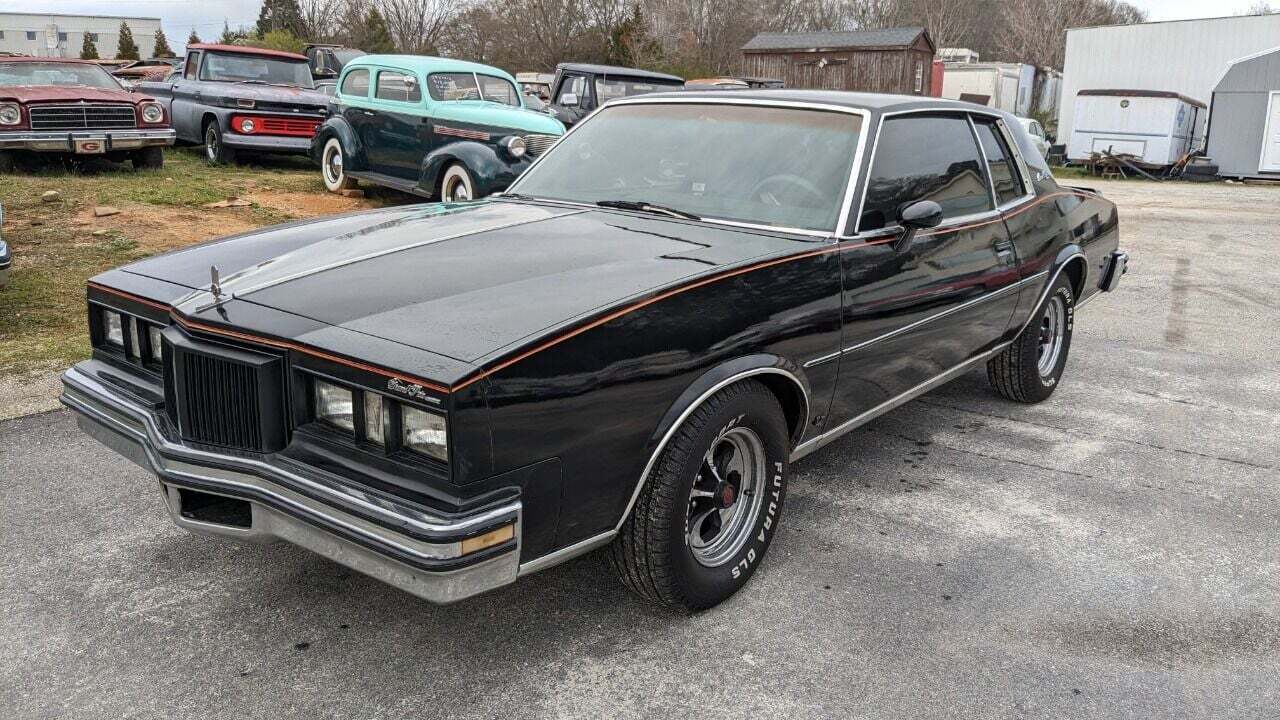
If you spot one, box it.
[460,524,515,556]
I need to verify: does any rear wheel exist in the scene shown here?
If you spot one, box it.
[131,146,164,170]
[320,137,357,192]
[607,380,789,611]
[988,273,1075,403]
[204,121,236,165]
[439,163,476,202]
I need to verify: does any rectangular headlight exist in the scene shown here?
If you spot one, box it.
[402,405,447,462]
[314,379,354,432]
[364,392,385,446]
[103,310,124,347]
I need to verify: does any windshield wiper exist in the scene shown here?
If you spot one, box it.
[498,192,538,201]
[595,200,700,221]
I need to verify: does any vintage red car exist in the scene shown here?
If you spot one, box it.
[0,57,176,171]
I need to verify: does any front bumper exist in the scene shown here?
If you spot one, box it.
[60,363,522,604]
[222,132,314,154]
[0,128,176,152]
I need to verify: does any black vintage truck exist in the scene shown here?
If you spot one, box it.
[547,63,683,127]
[137,44,329,164]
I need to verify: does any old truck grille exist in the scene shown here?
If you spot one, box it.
[523,133,558,157]
[163,331,287,453]
[256,116,321,137]
[29,103,137,130]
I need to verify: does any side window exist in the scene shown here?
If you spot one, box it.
[183,53,201,80]
[376,71,421,102]
[859,115,993,232]
[973,118,1024,205]
[339,68,369,97]
[556,75,586,104]
[427,72,480,101]
[477,75,519,106]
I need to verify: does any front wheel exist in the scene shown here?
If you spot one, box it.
[204,122,236,165]
[439,163,476,202]
[131,146,164,170]
[607,380,790,612]
[987,273,1075,403]
[320,137,357,192]
[0,150,15,173]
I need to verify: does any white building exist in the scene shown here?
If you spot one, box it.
[1058,13,1280,145]
[0,12,161,60]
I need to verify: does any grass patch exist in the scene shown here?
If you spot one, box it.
[0,147,349,375]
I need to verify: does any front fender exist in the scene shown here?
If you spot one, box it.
[418,141,530,198]
[312,116,362,169]
[616,355,812,530]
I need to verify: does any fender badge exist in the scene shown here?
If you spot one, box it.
[388,378,440,404]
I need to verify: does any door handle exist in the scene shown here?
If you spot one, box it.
[362,110,375,116]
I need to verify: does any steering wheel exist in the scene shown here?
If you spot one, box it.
[748,174,826,208]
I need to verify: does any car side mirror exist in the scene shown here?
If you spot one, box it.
[561,92,578,107]
[894,200,943,253]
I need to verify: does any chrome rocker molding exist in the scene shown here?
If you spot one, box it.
[791,341,1012,461]
[60,365,522,604]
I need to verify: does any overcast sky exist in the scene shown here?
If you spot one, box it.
[32,0,1278,53]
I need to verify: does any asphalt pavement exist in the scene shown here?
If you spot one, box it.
[2,180,1278,719]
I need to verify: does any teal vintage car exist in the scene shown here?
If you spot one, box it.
[311,56,565,200]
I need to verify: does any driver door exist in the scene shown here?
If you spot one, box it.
[824,112,1021,428]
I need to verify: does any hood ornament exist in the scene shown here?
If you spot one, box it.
[194,265,234,313]
[210,265,223,297]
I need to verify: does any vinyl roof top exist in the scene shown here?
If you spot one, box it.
[624,88,992,114]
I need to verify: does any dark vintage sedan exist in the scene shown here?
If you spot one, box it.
[63,91,1127,611]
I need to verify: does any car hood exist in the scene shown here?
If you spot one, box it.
[204,83,328,107]
[121,201,813,365]
[1,85,146,104]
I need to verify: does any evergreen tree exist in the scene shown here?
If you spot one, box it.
[256,0,305,38]
[80,32,99,60]
[153,28,174,57]
[187,29,201,46]
[361,8,395,54]
[218,21,249,45]
[116,22,140,60]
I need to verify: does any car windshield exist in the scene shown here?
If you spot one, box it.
[594,76,683,101]
[428,72,520,106]
[512,102,863,233]
[0,62,121,90]
[200,52,314,88]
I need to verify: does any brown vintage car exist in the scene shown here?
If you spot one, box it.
[0,57,176,171]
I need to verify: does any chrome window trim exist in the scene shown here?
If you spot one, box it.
[613,366,810,532]
[851,106,1039,238]
[803,271,1047,368]
[505,95,874,240]
[967,113,1001,211]
[996,116,1036,198]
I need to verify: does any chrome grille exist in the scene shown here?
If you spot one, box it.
[523,133,558,157]
[29,103,137,131]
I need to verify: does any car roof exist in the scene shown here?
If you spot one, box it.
[555,63,684,83]
[187,44,309,61]
[628,88,1007,115]
[346,55,518,83]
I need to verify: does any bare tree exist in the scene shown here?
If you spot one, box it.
[379,0,455,53]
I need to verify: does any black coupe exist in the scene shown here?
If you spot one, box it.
[63,91,1127,610]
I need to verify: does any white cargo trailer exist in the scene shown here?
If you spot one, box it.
[1066,89,1206,167]
[941,62,1035,116]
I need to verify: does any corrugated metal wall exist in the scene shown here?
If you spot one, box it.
[1058,14,1280,143]
[1207,49,1280,177]
[742,49,932,94]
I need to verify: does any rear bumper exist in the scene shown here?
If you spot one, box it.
[60,363,522,604]
[1100,250,1128,292]
[0,128,176,152]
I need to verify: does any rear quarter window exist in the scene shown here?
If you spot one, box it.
[376,71,421,102]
